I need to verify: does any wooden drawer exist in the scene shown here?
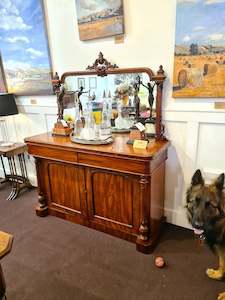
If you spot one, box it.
[78,152,149,175]
[28,144,78,163]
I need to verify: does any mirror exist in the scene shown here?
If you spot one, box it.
[52,52,166,141]
[63,72,157,122]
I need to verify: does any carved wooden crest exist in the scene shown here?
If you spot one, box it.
[86,52,118,76]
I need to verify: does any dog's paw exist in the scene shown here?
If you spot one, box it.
[206,268,224,280]
[218,292,225,300]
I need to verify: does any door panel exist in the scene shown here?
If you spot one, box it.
[86,168,140,233]
[47,162,86,215]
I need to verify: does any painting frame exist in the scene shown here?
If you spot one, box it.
[173,0,225,98]
[75,0,125,41]
[89,77,97,89]
[0,53,8,94]
[77,77,85,89]
[0,0,53,96]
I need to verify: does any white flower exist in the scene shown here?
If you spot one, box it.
[115,82,134,97]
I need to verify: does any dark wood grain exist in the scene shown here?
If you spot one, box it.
[25,133,169,253]
[48,162,84,213]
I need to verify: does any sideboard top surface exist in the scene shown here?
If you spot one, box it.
[25,132,170,160]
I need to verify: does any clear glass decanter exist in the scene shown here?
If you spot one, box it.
[100,101,111,139]
[115,101,130,129]
[74,104,83,137]
[80,102,95,140]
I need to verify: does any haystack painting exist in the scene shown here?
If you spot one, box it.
[173,0,225,98]
[75,0,124,41]
[0,0,52,95]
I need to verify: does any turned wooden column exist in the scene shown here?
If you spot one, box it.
[136,176,151,253]
[155,66,165,140]
[35,158,48,217]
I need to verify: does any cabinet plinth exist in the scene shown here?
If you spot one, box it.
[25,133,169,253]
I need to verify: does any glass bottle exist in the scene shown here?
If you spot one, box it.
[74,105,83,137]
[100,101,111,138]
[80,102,95,140]
[115,101,126,129]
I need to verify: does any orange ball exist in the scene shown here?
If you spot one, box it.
[154,256,165,268]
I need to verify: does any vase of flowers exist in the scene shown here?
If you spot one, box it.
[115,82,134,106]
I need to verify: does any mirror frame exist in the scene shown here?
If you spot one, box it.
[52,53,166,140]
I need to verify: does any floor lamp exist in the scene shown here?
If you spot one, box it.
[0,93,18,146]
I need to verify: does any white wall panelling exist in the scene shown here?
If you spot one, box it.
[197,123,225,173]
[164,111,225,227]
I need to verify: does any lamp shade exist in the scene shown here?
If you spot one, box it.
[0,93,18,117]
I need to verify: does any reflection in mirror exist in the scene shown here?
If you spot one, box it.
[63,72,156,127]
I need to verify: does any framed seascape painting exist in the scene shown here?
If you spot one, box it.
[75,0,124,41]
[0,0,53,95]
[173,0,225,98]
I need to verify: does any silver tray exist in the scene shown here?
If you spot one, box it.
[71,136,113,145]
[111,127,130,133]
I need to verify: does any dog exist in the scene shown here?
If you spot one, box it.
[186,169,225,300]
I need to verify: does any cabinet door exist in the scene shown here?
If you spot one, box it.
[46,161,87,220]
[86,168,140,236]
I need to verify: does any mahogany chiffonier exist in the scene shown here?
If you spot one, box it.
[25,133,169,253]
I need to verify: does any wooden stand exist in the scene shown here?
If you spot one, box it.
[52,122,73,136]
[127,128,146,145]
[0,143,33,200]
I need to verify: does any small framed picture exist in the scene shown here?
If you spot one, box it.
[89,77,97,89]
[77,77,85,89]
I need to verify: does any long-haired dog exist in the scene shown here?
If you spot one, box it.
[186,169,225,300]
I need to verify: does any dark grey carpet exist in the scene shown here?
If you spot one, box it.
[0,183,224,300]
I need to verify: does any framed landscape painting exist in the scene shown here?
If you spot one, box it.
[75,0,124,41]
[0,53,7,93]
[0,0,53,95]
[173,0,225,97]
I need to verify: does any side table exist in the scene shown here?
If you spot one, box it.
[0,143,33,200]
[0,231,13,300]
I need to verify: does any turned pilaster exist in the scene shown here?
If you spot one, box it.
[34,158,48,217]
[136,176,151,253]
[155,66,165,140]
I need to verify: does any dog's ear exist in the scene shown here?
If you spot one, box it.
[191,169,204,186]
[215,173,224,191]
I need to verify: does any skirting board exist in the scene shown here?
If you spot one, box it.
[164,207,191,229]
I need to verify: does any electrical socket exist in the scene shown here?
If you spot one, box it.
[114,35,124,44]
[30,98,37,105]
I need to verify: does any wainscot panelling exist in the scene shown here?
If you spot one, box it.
[197,123,225,174]
[45,114,58,132]
[164,110,225,228]
[164,120,188,227]
[0,101,57,187]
